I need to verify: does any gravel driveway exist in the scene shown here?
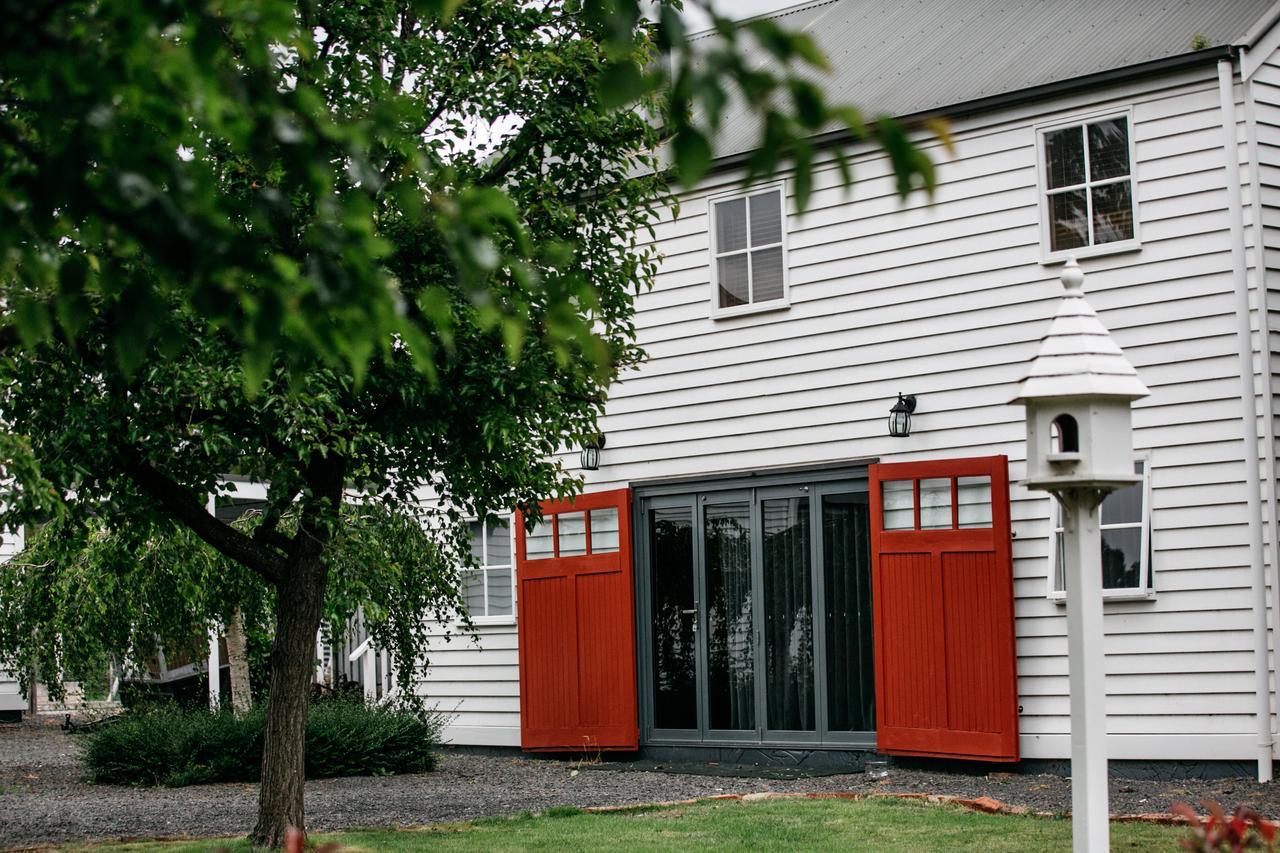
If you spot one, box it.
[2,722,1278,849]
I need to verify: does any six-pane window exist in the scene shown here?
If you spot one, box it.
[1040,114,1136,254]
[1050,460,1151,598]
[711,187,786,311]
[463,516,514,619]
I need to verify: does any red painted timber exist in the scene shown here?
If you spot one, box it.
[869,456,1020,762]
[516,488,638,751]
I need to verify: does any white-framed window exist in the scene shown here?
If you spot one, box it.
[1048,458,1152,601]
[462,516,515,621]
[1035,110,1139,262]
[708,183,789,317]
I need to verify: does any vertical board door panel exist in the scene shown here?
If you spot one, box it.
[516,488,638,750]
[869,456,1019,761]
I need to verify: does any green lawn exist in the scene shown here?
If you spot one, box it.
[73,797,1187,852]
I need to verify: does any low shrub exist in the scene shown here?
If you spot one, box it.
[78,698,442,787]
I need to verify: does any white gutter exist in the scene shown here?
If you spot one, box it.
[1219,56,1274,783]
[1242,48,1280,754]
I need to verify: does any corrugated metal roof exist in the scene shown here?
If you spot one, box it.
[702,0,1276,161]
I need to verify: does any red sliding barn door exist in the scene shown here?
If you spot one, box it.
[869,456,1019,761]
[515,488,638,751]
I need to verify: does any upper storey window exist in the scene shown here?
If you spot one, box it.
[710,184,788,316]
[1037,112,1139,260]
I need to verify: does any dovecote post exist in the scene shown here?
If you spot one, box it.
[1012,259,1149,853]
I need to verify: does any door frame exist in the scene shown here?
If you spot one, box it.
[633,464,875,749]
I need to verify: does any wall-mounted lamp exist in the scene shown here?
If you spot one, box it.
[580,433,606,470]
[888,393,917,438]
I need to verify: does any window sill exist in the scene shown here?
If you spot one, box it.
[1049,589,1154,604]
[465,616,516,628]
[710,298,791,321]
[1040,239,1141,266]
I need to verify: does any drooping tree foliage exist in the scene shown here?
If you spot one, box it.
[0,0,938,845]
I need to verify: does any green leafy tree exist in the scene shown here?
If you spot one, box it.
[0,0,938,846]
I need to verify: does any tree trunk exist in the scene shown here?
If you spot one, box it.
[250,555,327,848]
[225,606,253,717]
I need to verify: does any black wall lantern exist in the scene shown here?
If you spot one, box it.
[580,433,606,470]
[888,393,917,438]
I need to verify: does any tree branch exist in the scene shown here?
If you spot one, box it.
[120,455,287,584]
[477,122,541,187]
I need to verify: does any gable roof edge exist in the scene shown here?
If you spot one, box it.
[1241,0,1280,47]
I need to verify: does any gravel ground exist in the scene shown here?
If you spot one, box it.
[2,722,1278,849]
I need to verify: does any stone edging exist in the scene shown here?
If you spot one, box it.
[581,790,1189,826]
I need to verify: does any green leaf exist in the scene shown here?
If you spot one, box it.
[596,60,645,110]
[14,298,52,348]
[792,142,814,211]
[788,79,825,129]
[673,128,713,186]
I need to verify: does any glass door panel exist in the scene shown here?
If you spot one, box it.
[761,496,815,732]
[640,475,873,747]
[650,505,697,731]
[704,502,755,731]
[822,492,874,733]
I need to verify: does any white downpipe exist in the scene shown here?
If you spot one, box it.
[1220,57,1274,783]
[1243,51,1280,752]
[206,494,222,711]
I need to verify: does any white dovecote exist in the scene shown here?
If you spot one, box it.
[1012,258,1149,492]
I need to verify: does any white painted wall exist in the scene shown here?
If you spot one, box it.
[0,526,26,713]
[421,58,1280,760]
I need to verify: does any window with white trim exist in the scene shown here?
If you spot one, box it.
[1037,112,1138,257]
[463,516,514,619]
[709,185,787,314]
[1049,459,1152,600]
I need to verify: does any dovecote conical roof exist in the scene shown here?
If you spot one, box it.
[1011,259,1149,403]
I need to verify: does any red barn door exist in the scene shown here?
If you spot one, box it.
[515,488,638,751]
[869,456,1019,761]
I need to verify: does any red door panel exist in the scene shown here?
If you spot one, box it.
[516,488,638,751]
[870,456,1019,762]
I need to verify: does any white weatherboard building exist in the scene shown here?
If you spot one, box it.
[0,526,25,717]
[408,0,1280,776]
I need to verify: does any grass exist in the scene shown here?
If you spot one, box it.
[68,796,1186,851]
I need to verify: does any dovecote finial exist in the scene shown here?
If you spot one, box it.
[1061,256,1084,295]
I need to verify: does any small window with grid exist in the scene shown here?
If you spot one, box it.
[1038,112,1138,259]
[463,516,514,620]
[709,185,788,315]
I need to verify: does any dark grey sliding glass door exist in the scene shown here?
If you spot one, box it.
[649,502,697,732]
[638,470,873,748]
[761,491,815,735]
[820,489,874,735]
[704,499,755,734]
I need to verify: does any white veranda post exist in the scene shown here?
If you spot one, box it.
[1012,259,1148,853]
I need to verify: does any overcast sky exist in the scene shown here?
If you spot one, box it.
[679,0,800,31]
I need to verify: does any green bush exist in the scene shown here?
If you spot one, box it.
[78,698,442,786]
